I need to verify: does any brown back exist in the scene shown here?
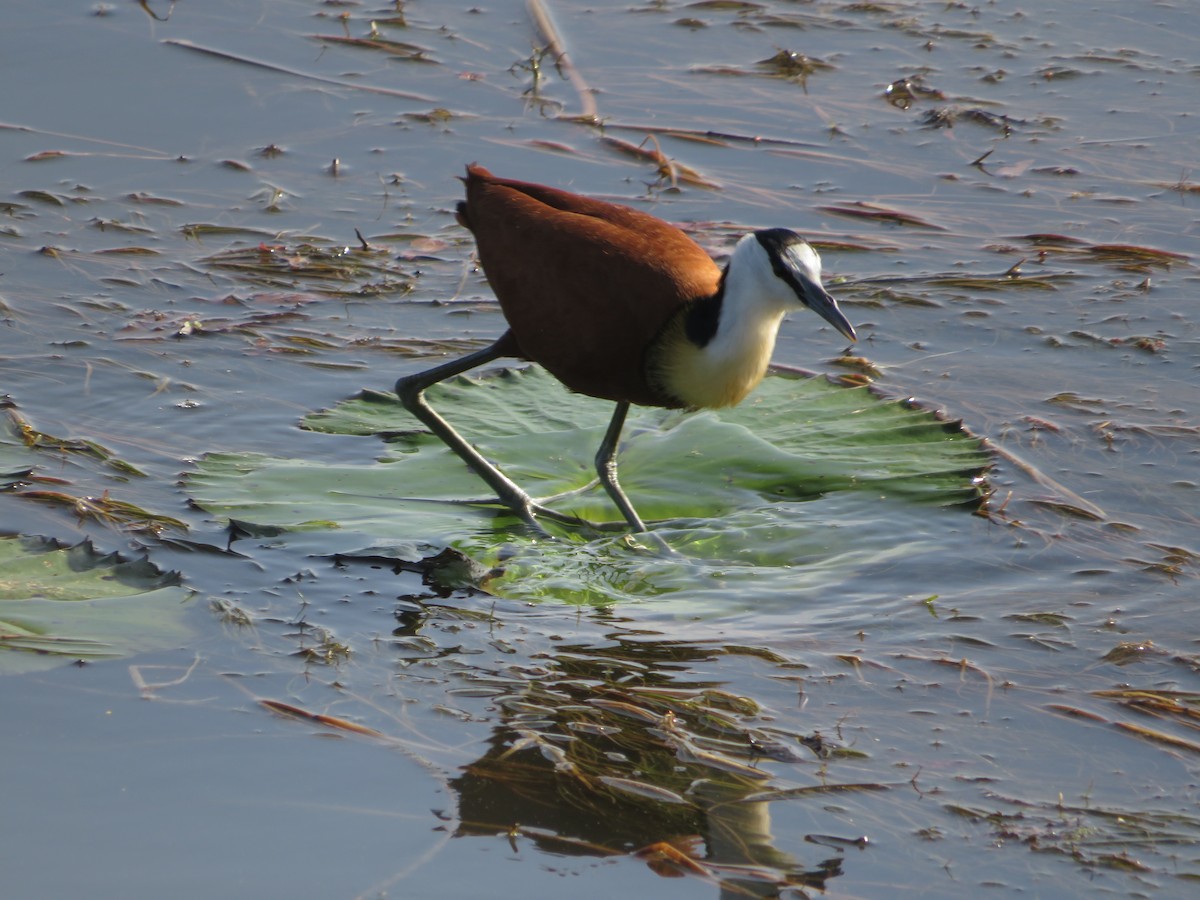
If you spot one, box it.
[457,165,721,408]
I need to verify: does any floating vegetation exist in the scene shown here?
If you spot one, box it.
[686,1,767,10]
[184,366,992,605]
[2,405,143,477]
[945,793,1200,877]
[850,268,1069,296]
[4,0,1198,893]
[291,623,353,666]
[819,202,945,230]
[884,76,946,110]
[0,406,187,536]
[17,489,187,535]
[755,49,832,79]
[125,190,184,206]
[16,189,68,207]
[260,699,383,736]
[24,149,74,163]
[180,223,281,240]
[1086,244,1188,266]
[1160,178,1200,195]
[919,106,1017,132]
[1011,234,1189,269]
[598,136,718,189]
[693,48,834,86]
[0,535,189,674]
[310,34,436,63]
[399,107,466,125]
[198,241,413,296]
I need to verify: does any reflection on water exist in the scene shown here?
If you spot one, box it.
[1,0,1197,896]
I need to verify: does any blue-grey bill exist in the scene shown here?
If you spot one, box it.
[809,288,857,342]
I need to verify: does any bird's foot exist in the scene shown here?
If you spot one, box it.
[489,491,637,535]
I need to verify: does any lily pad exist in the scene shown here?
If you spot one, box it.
[184,367,991,606]
[0,536,191,674]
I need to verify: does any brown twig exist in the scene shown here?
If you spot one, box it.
[526,0,599,123]
[162,39,434,102]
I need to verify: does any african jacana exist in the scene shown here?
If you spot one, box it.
[395,164,856,532]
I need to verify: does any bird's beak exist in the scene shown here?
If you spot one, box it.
[806,285,857,342]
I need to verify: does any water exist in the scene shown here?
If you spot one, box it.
[1,1,1197,897]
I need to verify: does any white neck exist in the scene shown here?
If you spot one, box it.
[656,236,796,409]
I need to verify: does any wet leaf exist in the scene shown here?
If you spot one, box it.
[1087,243,1188,266]
[819,202,946,230]
[401,108,462,124]
[687,1,765,9]
[755,49,832,78]
[597,776,693,805]
[0,536,189,674]
[185,368,991,606]
[311,34,435,62]
[16,189,67,206]
[24,150,72,162]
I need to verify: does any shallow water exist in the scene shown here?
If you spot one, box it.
[2,1,1197,897]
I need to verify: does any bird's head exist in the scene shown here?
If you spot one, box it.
[729,229,856,342]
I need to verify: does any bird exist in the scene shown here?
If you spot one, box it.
[395,164,856,533]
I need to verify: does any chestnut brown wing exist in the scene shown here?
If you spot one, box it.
[458,166,721,408]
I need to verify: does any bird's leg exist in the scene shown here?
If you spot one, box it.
[595,401,648,533]
[395,339,588,530]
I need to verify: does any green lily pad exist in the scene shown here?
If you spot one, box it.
[184,367,990,606]
[0,536,191,674]
[309,366,988,510]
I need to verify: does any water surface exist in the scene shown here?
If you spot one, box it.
[1,1,1197,897]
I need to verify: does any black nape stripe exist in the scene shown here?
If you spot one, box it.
[755,228,807,278]
[755,228,805,255]
[755,228,811,301]
[684,268,727,348]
